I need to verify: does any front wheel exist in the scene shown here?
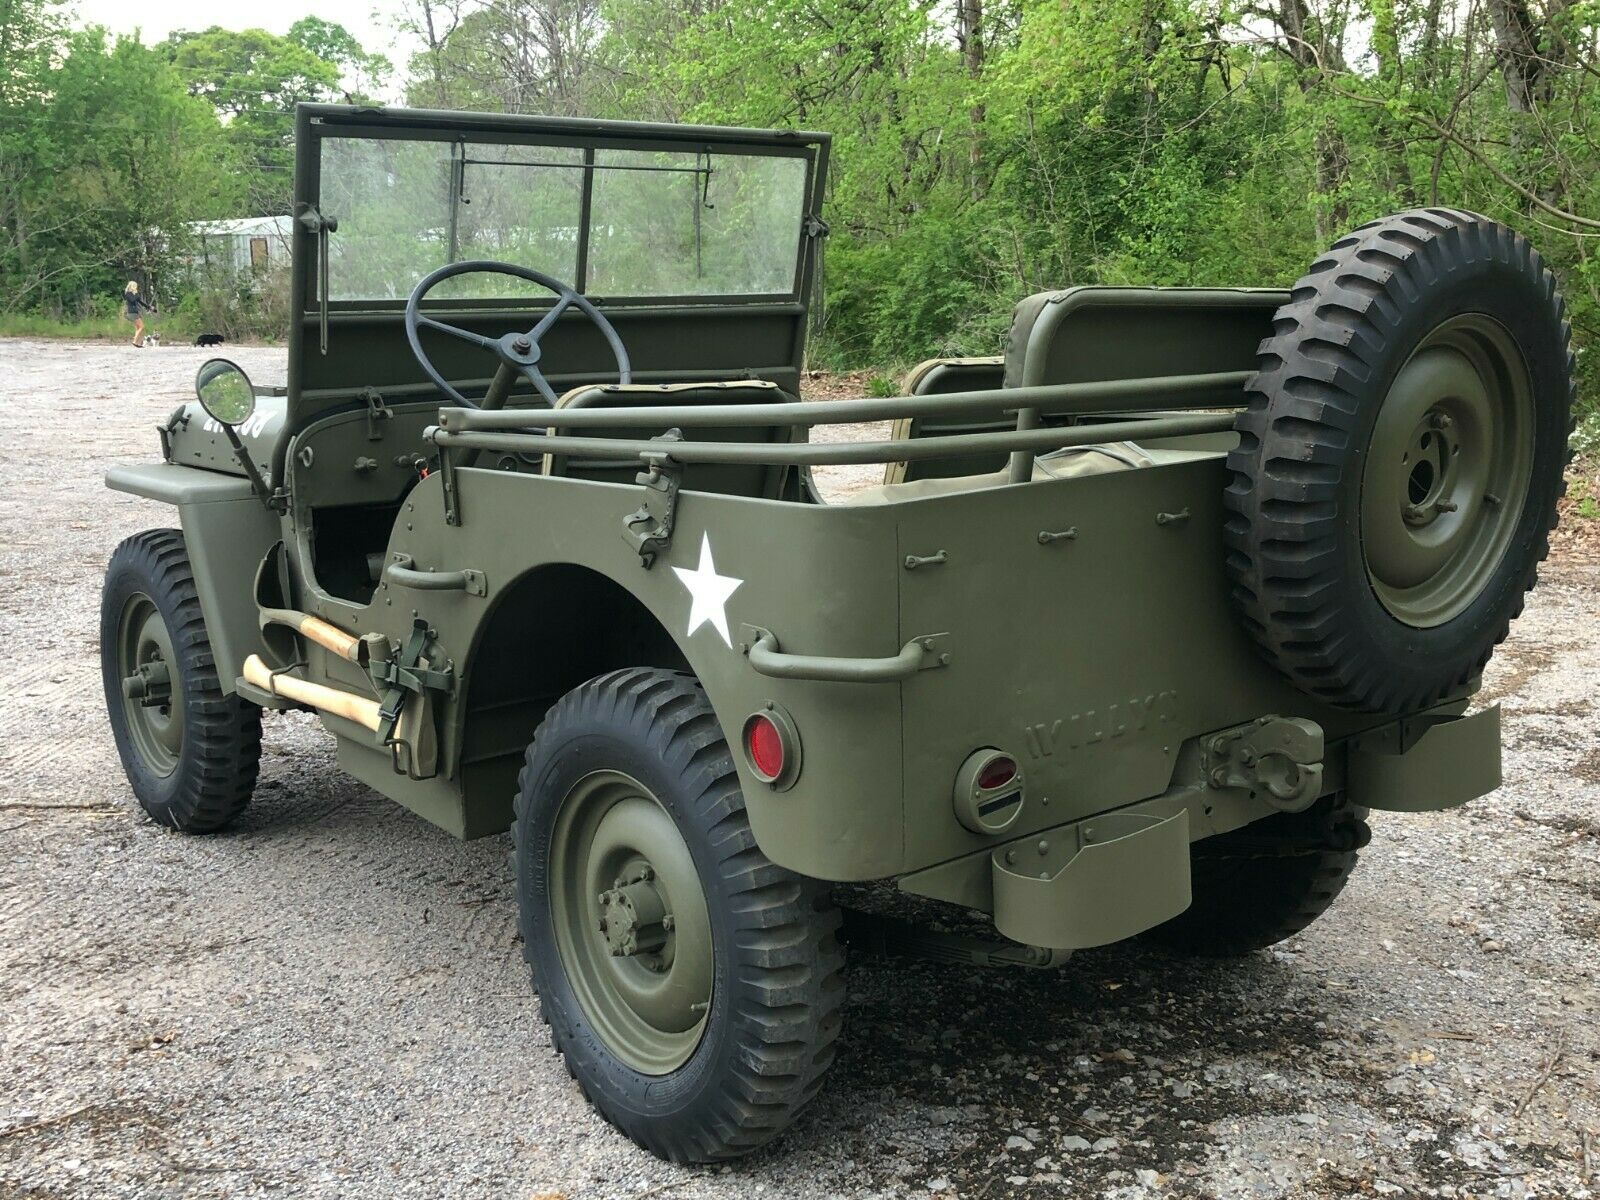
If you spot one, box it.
[513,669,844,1163]
[100,529,261,832]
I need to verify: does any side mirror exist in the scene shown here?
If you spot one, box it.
[195,358,257,427]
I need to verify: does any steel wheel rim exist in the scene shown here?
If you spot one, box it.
[1361,314,1535,628]
[549,770,713,1075]
[117,594,182,777]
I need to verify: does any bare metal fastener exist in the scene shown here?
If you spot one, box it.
[904,550,948,570]
[1037,527,1078,545]
[1155,508,1191,526]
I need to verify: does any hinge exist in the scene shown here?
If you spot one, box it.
[156,405,188,462]
[362,387,392,442]
[621,430,684,568]
[804,213,830,239]
[439,448,461,526]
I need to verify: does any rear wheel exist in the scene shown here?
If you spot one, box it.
[1145,795,1370,956]
[100,529,261,832]
[513,668,843,1162]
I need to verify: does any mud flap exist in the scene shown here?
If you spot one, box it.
[1346,705,1501,812]
[991,809,1191,950]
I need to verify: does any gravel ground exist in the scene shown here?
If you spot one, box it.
[2,338,1599,1200]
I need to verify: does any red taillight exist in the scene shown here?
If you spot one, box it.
[976,755,1018,791]
[744,714,786,782]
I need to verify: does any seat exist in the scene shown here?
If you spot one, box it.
[543,381,801,499]
[885,287,1286,485]
[1003,286,1285,389]
[883,357,1005,485]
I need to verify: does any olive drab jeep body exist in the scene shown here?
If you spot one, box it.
[102,105,1570,1162]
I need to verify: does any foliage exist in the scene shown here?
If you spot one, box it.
[1,0,1598,438]
[0,4,384,321]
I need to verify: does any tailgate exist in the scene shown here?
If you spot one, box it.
[893,455,1354,873]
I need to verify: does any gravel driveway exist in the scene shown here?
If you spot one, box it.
[2,338,1598,1200]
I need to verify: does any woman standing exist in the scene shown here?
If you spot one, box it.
[123,281,155,347]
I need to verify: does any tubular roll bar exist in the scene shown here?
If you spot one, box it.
[434,370,1252,433]
[429,411,1237,467]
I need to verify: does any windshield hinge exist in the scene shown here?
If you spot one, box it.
[621,430,684,569]
[296,205,339,355]
[361,387,392,441]
[804,213,830,239]
[157,405,189,462]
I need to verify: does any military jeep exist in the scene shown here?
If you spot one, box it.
[101,104,1571,1162]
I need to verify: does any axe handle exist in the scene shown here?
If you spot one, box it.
[243,655,381,733]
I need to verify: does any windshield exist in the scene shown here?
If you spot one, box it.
[318,134,811,304]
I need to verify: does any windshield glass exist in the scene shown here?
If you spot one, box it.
[319,134,810,303]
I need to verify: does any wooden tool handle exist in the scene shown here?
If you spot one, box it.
[295,614,362,663]
[243,655,381,733]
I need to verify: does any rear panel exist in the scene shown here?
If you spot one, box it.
[891,457,1375,872]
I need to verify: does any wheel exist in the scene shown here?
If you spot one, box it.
[1226,209,1573,713]
[100,529,261,832]
[1145,795,1370,956]
[512,668,844,1163]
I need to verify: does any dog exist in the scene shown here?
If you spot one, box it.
[144,333,161,348]
[194,332,225,347]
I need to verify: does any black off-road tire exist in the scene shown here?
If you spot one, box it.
[1226,209,1573,713]
[1146,796,1370,957]
[100,529,262,832]
[512,668,844,1163]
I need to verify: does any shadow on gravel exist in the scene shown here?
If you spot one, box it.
[758,940,1388,1195]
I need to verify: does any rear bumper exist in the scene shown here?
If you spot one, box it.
[899,704,1501,951]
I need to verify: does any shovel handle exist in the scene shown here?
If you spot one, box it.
[242,655,381,732]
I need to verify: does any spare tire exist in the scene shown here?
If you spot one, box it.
[1225,209,1572,714]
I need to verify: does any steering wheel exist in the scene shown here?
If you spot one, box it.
[403,260,631,408]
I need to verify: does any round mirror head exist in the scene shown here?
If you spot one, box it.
[195,358,256,426]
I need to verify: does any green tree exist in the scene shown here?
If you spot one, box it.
[286,15,392,99]
[0,26,242,313]
[164,26,341,209]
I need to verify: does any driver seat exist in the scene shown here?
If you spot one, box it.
[543,381,801,499]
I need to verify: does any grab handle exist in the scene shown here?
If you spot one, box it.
[384,554,487,596]
[742,626,947,683]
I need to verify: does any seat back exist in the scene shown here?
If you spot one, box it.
[887,287,1286,484]
[544,381,799,499]
[1004,286,1285,389]
[883,357,1005,485]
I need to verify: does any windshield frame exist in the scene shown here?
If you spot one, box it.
[294,105,829,314]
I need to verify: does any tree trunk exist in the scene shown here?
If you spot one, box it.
[955,0,985,200]
[1277,0,1350,239]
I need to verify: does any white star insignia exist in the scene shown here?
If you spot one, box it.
[672,534,743,647]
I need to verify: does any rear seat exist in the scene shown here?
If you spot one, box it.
[865,286,1284,498]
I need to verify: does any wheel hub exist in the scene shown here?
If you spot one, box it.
[598,870,673,963]
[1360,315,1533,629]
[1399,409,1460,528]
[117,594,183,777]
[123,658,172,707]
[549,772,714,1075]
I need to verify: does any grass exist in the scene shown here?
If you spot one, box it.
[0,309,208,342]
[0,312,132,340]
